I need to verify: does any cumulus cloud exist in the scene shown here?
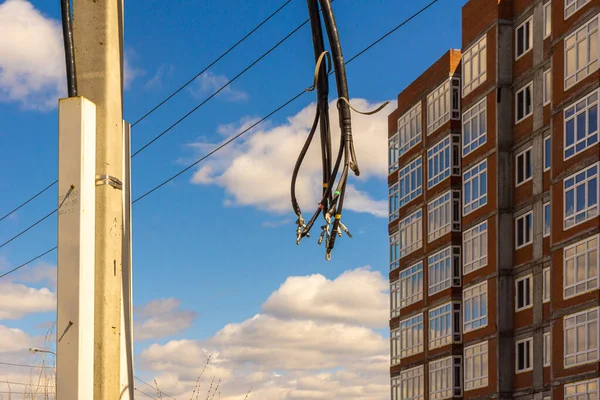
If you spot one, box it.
[136,267,389,399]
[0,325,36,353]
[145,64,175,89]
[188,99,394,218]
[134,297,196,341]
[0,0,138,111]
[0,261,56,319]
[190,71,248,102]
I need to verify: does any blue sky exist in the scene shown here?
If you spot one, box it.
[0,0,466,398]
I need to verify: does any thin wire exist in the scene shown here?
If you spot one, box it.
[0,209,57,251]
[134,387,158,400]
[0,180,57,224]
[0,362,54,369]
[0,246,57,280]
[131,0,293,127]
[134,377,177,400]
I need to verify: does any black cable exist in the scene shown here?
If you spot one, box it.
[60,0,77,97]
[0,361,54,369]
[134,377,177,400]
[134,387,158,400]
[132,0,293,127]
[0,209,57,251]
[0,180,57,223]
[291,105,320,219]
[0,246,57,280]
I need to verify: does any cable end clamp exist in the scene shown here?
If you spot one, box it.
[95,174,123,190]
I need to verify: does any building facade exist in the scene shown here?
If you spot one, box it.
[388,1,599,400]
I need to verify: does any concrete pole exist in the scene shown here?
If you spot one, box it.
[72,1,124,398]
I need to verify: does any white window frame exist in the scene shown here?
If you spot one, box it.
[428,245,461,295]
[544,1,551,39]
[544,68,552,105]
[429,301,461,350]
[515,274,533,311]
[464,280,488,333]
[390,233,400,271]
[544,202,551,237]
[389,133,400,173]
[563,88,599,160]
[516,82,534,123]
[398,102,422,156]
[389,183,399,222]
[399,209,423,259]
[515,211,533,250]
[543,267,551,302]
[544,135,551,172]
[564,15,599,90]
[563,234,599,299]
[399,313,424,358]
[564,306,599,368]
[399,262,424,308]
[464,341,488,391]
[563,162,599,230]
[428,190,461,243]
[516,146,533,186]
[463,35,487,98]
[463,220,488,275]
[463,159,488,215]
[391,279,401,318]
[391,376,400,400]
[565,0,592,19]
[544,331,551,366]
[391,327,401,365]
[399,365,424,400]
[462,97,487,156]
[398,156,423,208]
[429,356,463,400]
[564,378,599,400]
[427,135,461,189]
[427,77,461,134]
[516,337,533,373]
[515,16,533,60]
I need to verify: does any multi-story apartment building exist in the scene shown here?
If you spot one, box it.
[388,1,599,400]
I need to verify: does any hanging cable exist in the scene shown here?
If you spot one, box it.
[60,0,77,97]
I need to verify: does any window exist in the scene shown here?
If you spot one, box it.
[400,262,423,308]
[427,135,460,189]
[564,378,599,400]
[464,281,488,332]
[515,211,533,249]
[516,147,533,186]
[390,233,400,270]
[544,2,551,38]
[389,134,399,173]
[428,246,461,295]
[428,190,461,243]
[463,159,488,215]
[463,221,488,275]
[515,274,533,311]
[427,77,461,134]
[564,15,599,89]
[463,35,487,97]
[564,307,599,367]
[391,327,401,365]
[391,280,400,318]
[516,82,533,123]
[544,69,552,105]
[399,365,424,400]
[544,332,551,366]
[398,102,422,156]
[429,302,461,350]
[544,136,551,171]
[516,337,533,372]
[399,314,424,358]
[398,157,423,207]
[399,209,423,258]
[389,183,399,222]
[544,202,551,237]
[543,267,551,302]
[516,17,533,59]
[564,162,599,229]
[464,341,488,391]
[564,234,599,299]
[430,356,462,400]
[564,89,599,160]
[462,97,487,156]
[565,0,592,19]
[391,376,400,400]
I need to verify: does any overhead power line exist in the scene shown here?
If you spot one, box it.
[0,0,441,276]
[0,246,57,280]
[0,0,293,225]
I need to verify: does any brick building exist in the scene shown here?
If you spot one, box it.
[388,0,599,400]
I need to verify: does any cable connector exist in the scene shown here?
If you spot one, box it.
[339,221,352,238]
[295,216,308,245]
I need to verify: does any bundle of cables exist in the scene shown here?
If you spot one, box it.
[291,0,388,260]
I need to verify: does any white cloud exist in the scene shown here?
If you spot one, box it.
[144,64,175,89]
[0,325,36,353]
[262,267,388,328]
[134,297,196,341]
[188,99,394,218]
[0,0,138,111]
[190,71,248,102]
[0,261,56,320]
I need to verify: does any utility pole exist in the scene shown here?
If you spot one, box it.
[72,1,124,398]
